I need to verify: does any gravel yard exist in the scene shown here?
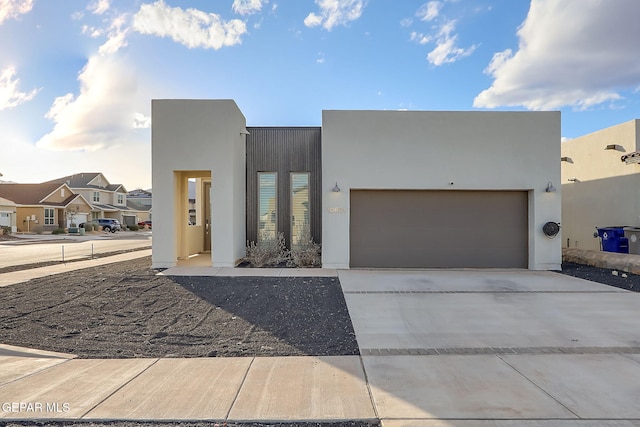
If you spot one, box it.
[0,256,358,358]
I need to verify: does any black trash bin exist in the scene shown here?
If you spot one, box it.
[596,227,629,253]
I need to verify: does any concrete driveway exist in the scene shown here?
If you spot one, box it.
[339,269,640,424]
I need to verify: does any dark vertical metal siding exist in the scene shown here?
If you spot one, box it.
[246,127,322,246]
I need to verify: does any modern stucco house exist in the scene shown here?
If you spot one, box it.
[152,99,561,270]
[561,119,640,251]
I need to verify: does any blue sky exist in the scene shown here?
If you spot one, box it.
[1,0,639,190]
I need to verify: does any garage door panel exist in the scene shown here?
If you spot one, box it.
[350,190,528,268]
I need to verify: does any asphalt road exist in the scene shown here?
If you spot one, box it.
[0,232,152,268]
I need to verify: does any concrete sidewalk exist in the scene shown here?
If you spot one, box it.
[2,249,640,425]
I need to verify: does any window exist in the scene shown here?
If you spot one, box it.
[93,192,100,202]
[258,172,277,242]
[291,173,310,247]
[61,188,65,197]
[44,208,54,225]
[92,212,100,220]
[117,194,124,205]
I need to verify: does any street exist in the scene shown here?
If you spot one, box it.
[0,232,152,268]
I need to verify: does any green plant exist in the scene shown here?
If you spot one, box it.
[84,223,94,232]
[128,224,139,231]
[0,226,10,235]
[51,228,66,235]
[245,232,290,267]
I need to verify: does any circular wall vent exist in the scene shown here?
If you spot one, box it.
[543,221,561,238]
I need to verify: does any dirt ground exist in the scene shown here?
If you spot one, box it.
[0,256,359,358]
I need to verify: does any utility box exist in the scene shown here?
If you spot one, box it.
[623,226,640,255]
[596,227,629,254]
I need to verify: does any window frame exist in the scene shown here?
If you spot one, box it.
[93,191,100,202]
[44,208,55,225]
[290,172,310,248]
[257,172,277,243]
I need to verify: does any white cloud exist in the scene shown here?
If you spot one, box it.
[416,1,441,22]
[0,0,33,24]
[474,0,640,110]
[98,13,129,55]
[133,0,247,50]
[426,20,476,66]
[304,0,366,31]
[410,31,430,45]
[0,66,38,110]
[134,112,150,129]
[36,55,139,151]
[88,0,110,15]
[232,0,265,16]
[407,4,476,66]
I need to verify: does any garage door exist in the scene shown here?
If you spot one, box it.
[350,190,528,268]
[0,212,11,227]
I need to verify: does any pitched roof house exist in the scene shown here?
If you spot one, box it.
[44,173,149,227]
[0,183,92,232]
[0,196,17,232]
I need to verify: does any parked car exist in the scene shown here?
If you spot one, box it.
[80,218,121,233]
[138,220,152,228]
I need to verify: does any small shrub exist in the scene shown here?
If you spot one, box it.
[128,224,140,231]
[51,228,66,235]
[289,229,322,267]
[245,232,290,267]
[0,226,10,235]
[84,223,94,232]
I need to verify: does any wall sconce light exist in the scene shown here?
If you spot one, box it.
[604,144,623,151]
[240,128,250,136]
[545,182,556,193]
[560,156,573,163]
[567,177,579,182]
[332,182,341,192]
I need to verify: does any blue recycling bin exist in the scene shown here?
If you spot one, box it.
[596,227,629,253]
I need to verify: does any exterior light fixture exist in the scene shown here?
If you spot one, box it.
[567,177,579,182]
[332,182,341,192]
[545,182,556,193]
[560,156,572,163]
[240,129,250,135]
[604,144,622,151]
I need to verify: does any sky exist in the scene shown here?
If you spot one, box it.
[0,0,639,190]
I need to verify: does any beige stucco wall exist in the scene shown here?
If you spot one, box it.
[561,119,640,250]
[322,110,562,270]
[16,207,45,232]
[152,99,247,268]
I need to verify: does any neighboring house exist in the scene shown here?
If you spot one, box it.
[152,99,561,270]
[0,183,92,232]
[0,196,17,232]
[561,119,640,251]
[128,188,152,208]
[45,173,148,227]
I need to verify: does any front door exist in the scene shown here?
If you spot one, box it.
[204,181,211,252]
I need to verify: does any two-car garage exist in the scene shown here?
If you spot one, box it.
[349,190,529,269]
